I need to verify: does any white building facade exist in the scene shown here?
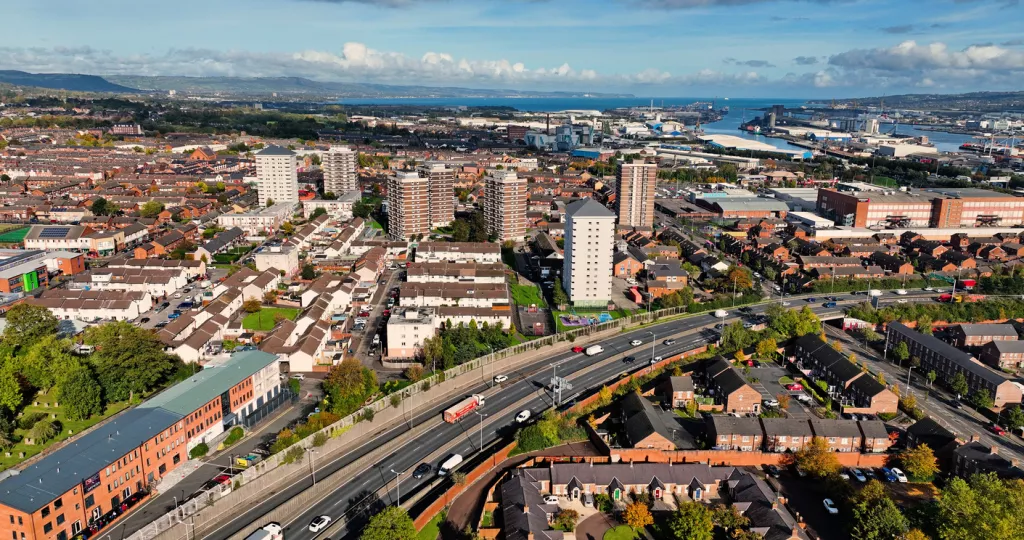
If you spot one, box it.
[562,199,615,307]
[255,146,299,207]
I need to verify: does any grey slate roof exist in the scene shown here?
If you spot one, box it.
[257,145,296,157]
[954,324,1019,338]
[565,198,614,219]
[888,322,1009,387]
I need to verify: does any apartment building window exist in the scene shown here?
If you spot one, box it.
[16,517,21,526]
[43,523,52,534]
[41,507,50,518]
[56,514,64,526]
[54,498,62,509]
[71,522,81,536]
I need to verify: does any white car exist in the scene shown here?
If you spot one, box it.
[173,292,182,298]
[652,356,663,364]
[839,470,850,480]
[923,286,934,291]
[823,499,839,515]
[897,299,908,303]
[895,289,908,295]
[291,374,305,381]
[630,339,643,346]
[308,515,332,533]
[543,495,559,505]
[515,410,531,423]
[782,301,791,306]
[851,468,867,482]
[891,468,908,483]
[763,398,779,408]
[493,374,509,384]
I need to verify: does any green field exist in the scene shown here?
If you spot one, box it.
[0,391,130,471]
[0,227,29,244]
[603,525,639,540]
[510,283,547,308]
[212,245,255,264]
[870,176,899,188]
[416,513,443,540]
[242,307,300,331]
[368,219,383,230]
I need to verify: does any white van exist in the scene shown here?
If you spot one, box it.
[438,454,463,476]
[584,345,604,356]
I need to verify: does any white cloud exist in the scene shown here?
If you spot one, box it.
[829,40,1024,71]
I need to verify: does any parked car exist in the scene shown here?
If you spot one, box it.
[891,468,908,483]
[786,383,803,391]
[168,312,181,320]
[765,465,781,478]
[881,467,898,482]
[291,374,306,381]
[543,495,559,505]
[823,499,839,515]
[493,374,508,384]
[851,468,867,482]
[571,346,584,353]
[763,398,779,408]
[154,321,169,329]
[515,410,531,423]
[630,339,643,346]
[308,516,332,533]
[140,317,150,324]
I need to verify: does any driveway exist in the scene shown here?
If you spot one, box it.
[576,513,619,540]
[612,277,640,310]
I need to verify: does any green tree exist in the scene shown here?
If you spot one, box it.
[451,219,471,242]
[935,473,1024,540]
[85,321,176,402]
[0,364,22,413]
[3,303,58,350]
[28,419,58,443]
[893,342,910,365]
[711,504,749,533]
[58,365,103,421]
[19,335,81,391]
[310,207,328,219]
[352,200,373,218]
[266,198,275,207]
[552,280,568,306]
[553,508,580,532]
[301,264,317,280]
[323,358,377,417]
[899,443,939,480]
[1004,405,1024,431]
[668,501,713,540]
[755,338,777,360]
[950,372,969,398]
[969,389,993,410]
[139,201,165,218]
[91,197,115,216]
[360,506,416,540]
[851,495,908,540]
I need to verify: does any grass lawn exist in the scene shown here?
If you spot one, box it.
[368,219,383,230]
[510,283,547,308]
[779,376,795,385]
[416,513,443,540]
[0,391,131,471]
[212,244,255,264]
[603,525,638,540]
[242,307,300,331]
[0,227,29,244]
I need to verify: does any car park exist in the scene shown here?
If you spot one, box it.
[823,499,839,515]
[543,495,559,505]
[493,374,508,384]
[413,463,432,479]
[630,339,643,346]
[515,410,531,423]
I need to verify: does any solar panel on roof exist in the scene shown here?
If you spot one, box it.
[38,227,71,238]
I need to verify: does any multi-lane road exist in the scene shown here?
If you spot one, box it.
[206,290,940,540]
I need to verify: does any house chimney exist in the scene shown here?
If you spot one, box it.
[991,446,999,455]
[772,500,778,510]
[590,459,594,468]
[523,503,529,513]
[970,434,981,443]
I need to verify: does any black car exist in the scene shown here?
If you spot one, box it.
[765,465,781,478]
[950,399,963,409]
[622,356,636,363]
[412,463,432,479]
[154,321,169,328]
[140,317,150,324]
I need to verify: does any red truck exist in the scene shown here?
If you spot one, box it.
[443,394,485,423]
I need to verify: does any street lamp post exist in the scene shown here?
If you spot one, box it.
[309,448,317,485]
[472,409,487,451]
[390,468,404,506]
[647,331,656,364]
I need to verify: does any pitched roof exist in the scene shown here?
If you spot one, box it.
[565,198,614,219]
[257,145,295,157]
[888,322,1009,387]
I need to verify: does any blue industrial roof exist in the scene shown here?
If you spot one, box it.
[0,350,278,513]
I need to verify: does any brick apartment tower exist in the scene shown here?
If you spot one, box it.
[484,170,528,242]
[322,145,357,195]
[615,159,657,228]
[420,163,455,228]
[387,171,430,240]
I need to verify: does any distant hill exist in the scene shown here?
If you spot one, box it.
[0,70,139,93]
[811,91,1024,112]
[103,75,633,99]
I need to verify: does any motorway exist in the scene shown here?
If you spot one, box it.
[205,290,940,540]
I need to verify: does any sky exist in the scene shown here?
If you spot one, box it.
[2,0,1024,97]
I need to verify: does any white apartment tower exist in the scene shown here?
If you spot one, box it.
[615,159,657,228]
[323,145,358,195]
[387,171,430,240]
[254,145,298,207]
[420,162,455,228]
[562,199,615,307]
[484,170,528,242]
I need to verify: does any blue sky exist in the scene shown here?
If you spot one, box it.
[2,0,1023,97]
